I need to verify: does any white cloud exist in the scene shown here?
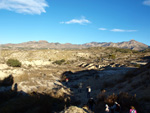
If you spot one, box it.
[143,0,150,6]
[98,28,107,31]
[0,0,48,15]
[110,29,137,32]
[60,16,91,25]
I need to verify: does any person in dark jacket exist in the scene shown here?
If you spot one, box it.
[111,102,121,113]
[87,97,96,111]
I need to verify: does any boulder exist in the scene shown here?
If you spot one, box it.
[60,106,88,113]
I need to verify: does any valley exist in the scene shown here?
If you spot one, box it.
[0,47,150,113]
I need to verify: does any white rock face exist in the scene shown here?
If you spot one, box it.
[0,71,9,80]
[0,64,8,69]
[22,60,51,67]
[17,75,62,94]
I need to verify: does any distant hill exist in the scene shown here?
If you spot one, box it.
[83,40,148,50]
[1,40,148,50]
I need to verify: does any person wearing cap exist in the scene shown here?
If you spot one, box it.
[87,97,96,111]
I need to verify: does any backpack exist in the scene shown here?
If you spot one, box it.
[115,104,121,112]
[131,110,135,113]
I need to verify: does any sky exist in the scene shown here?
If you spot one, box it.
[0,0,150,45]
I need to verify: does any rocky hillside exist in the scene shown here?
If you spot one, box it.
[1,40,148,50]
[0,47,149,113]
[83,40,148,50]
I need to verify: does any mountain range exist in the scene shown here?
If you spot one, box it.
[1,40,148,50]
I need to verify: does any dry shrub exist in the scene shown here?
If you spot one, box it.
[96,92,142,113]
[97,90,106,103]
[50,87,71,100]
[104,93,117,106]
[117,92,142,112]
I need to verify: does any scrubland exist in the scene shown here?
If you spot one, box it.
[0,47,150,113]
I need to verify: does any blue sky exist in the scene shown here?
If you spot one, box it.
[0,0,150,45]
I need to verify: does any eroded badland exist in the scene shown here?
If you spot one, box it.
[0,47,150,113]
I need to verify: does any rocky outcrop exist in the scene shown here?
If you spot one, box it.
[60,106,89,113]
[84,40,148,50]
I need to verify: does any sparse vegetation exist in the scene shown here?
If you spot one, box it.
[115,48,133,53]
[134,64,141,68]
[0,46,150,113]
[53,59,66,65]
[6,59,21,67]
[108,54,116,59]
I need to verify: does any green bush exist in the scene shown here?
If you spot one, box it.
[53,59,65,65]
[6,59,21,67]
[109,54,116,59]
[115,48,132,53]
[134,64,141,68]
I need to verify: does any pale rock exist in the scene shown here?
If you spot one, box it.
[60,106,88,113]
[22,60,51,67]
[0,64,8,69]
[0,71,9,80]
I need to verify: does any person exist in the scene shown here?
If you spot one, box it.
[129,106,137,113]
[86,86,91,98]
[78,82,83,93]
[65,78,69,85]
[105,104,110,113]
[14,83,18,92]
[87,97,96,111]
[111,102,121,113]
